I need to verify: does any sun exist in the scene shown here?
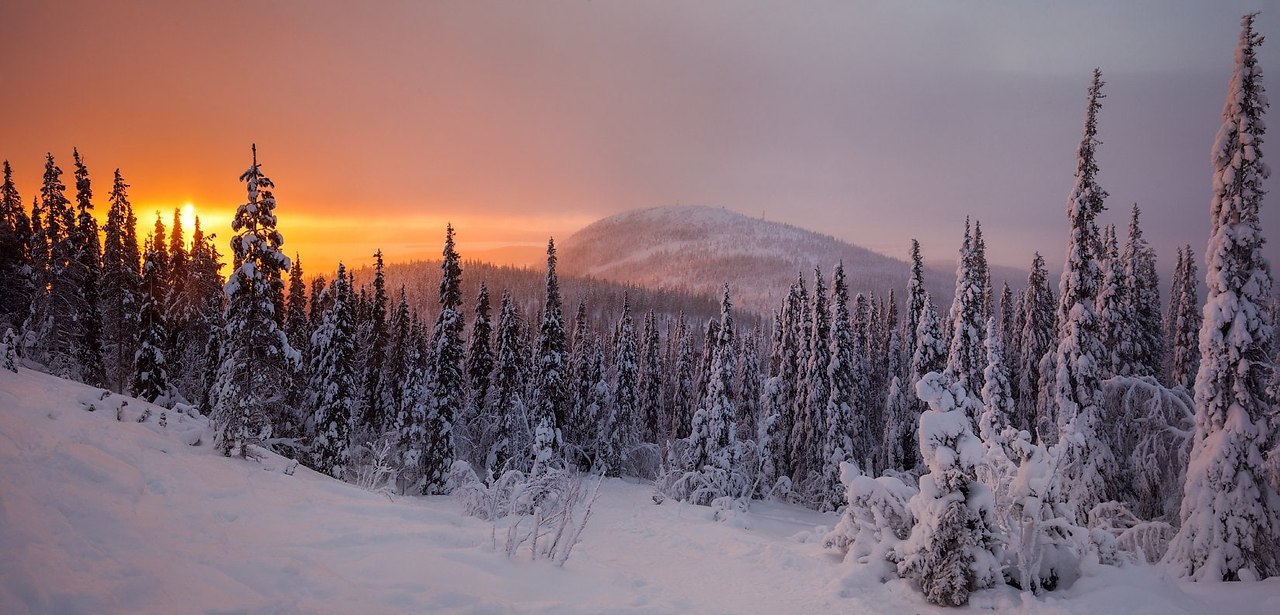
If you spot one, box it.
[181,202,197,237]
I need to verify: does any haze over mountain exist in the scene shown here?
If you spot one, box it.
[558,205,1022,316]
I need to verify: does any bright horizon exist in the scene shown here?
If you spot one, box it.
[5,1,1280,278]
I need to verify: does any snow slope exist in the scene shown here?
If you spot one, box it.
[2,366,1278,614]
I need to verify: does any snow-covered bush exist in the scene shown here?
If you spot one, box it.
[451,461,601,567]
[1089,501,1175,564]
[346,437,399,495]
[823,462,916,569]
[1099,376,1193,521]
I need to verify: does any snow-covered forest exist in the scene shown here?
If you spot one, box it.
[2,13,1280,613]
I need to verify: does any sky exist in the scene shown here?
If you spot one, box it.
[2,0,1278,278]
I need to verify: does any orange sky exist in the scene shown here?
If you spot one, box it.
[4,2,1279,277]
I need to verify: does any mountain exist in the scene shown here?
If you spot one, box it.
[560,206,965,316]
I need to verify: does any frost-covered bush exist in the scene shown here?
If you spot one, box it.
[1089,501,1175,564]
[451,461,601,567]
[824,462,916,568]
[1099,376,1193,521]
[346,437,399,496]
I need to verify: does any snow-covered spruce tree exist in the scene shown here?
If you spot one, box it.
[0,161,33,335]
[1017,253,1055,438]
[132,224,172,405]
[98,169,142,394]
[359,249,389,433]
[531,238,567,469]
[999,283,1016,355]
[488,290,527,476]
[979,318,1016,456]
[1095,224,1130,379]
[852,293,877,463]
[1051,68,1117,522]
[1121,204,1164,378]
[669,312,696,440]
[640,309,666,445]
[465,282,494,444]
[905,240,927,376]
[381,287,412,434]
[209,145,299,457]
[69,150,104,387]
[1165,14,1280,581]
[564,301,593,462]
[420,225,465,494]
[945,219,987,425]
[602,295,640,476]
[695,317,720,417]
[24,154,75,378]
[900,371,1001,606]
[185,218,226,412]
[284,255,308,368]
[684,283,740,504]
[792,266,830,485]
[306,264,357,478]
[1167,246,1202,390]
[973,221,993,324]
[821,263,859,510]
[735,324,763,446]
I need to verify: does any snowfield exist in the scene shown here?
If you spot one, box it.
[1,366,1277,614]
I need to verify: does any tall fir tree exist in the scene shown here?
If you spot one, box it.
[1095,223,1130,379]
[420,225,465,494]
[821,263,859,509]
[1016,253,1056,437]
[687,284,737,484]
[1167,246,1202,390]
[99,170,143,394]
[1121,204,1164,377]
[0,161,33,335]
[945,219,987,424]
[670,312,696,440]
[603,295,640,476]
[1165,14,1280,581]
[466,282,495,434]
[640,310,666,444]
[905,240,928,368]
[133,226,171,405]
[489,290,527,475]
[793,267,830,482]
[360,249,389,433]
[70,149,104,387]
[306,265,357,478]
[1051,68,1116,521]
[531,238,567,468]
[210,145,298,457]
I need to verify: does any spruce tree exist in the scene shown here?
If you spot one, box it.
[133,228,171,405]
[1165,15,1280,581]
[306,265,357,478]
[1051,68,1116,521]
[735,324,762,447]
[821,263,858,509]
[793,266,830,482]
[360,249,389,432]
[670,312,696,440]
[209,145,298,457]
[603,295,640,476]
[466,282,494,434]
[0,161,33,335]
[1095,223,1129,379]
[70,149,104,386]
[687,284,737,487]
[420,225,464,493]
[184,218,225,411]
[531,238,567,468]
[99,170,143,394]
[285,255,308,359]
[640,309,666,444]
[1167,246,1202,390]
[489,291,527,475]
[905,240,927,371]
[1017,253,1055,437]
[1121,204,1164,377]
[26,154,76,377]
[945,219,987,424]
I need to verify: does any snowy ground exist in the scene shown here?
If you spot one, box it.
[2,367,1278,614]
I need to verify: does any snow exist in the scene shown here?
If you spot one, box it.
[2,366,1279,613]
